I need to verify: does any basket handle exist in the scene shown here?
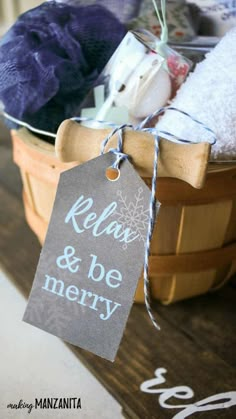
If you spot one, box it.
[55,119,211,189]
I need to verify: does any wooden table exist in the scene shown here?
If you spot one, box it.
[1,130,236,418]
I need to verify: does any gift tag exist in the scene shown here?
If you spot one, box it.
[23,152,152,361]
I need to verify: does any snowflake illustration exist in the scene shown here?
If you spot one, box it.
[115,187,150,249]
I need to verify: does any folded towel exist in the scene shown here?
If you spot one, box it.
[156,26,236,160]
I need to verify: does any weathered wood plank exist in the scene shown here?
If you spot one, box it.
[0,143,22,199]
[0,184,40,295]
[69,304,236,419]
[156,285,236,368]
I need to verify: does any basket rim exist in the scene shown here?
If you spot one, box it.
[13,127,236,174]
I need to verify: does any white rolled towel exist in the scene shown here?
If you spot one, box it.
[156,26,236,161]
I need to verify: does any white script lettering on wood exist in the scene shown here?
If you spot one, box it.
[140,368,236,418]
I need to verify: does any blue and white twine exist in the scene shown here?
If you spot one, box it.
[100,106,216,331]
[1,106,217,331]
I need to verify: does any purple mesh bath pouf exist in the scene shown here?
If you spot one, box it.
[0,1,126,136]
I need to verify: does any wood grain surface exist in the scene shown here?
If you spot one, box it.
[1,130,236,419]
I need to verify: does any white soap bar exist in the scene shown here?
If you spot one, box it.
[115,53,171,118]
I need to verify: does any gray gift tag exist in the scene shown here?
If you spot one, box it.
[23,152,151,361]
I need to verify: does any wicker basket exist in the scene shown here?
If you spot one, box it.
[12,128,236,304]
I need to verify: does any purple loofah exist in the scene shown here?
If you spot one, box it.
[0,1,126,135]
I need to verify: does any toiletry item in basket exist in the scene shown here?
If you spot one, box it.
[130,0,196,42]
[0,2,126,134]
[80,30,191,125]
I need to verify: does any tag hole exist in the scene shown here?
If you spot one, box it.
[106,167,120,182]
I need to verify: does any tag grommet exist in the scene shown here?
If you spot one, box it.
[106,167,120,182]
